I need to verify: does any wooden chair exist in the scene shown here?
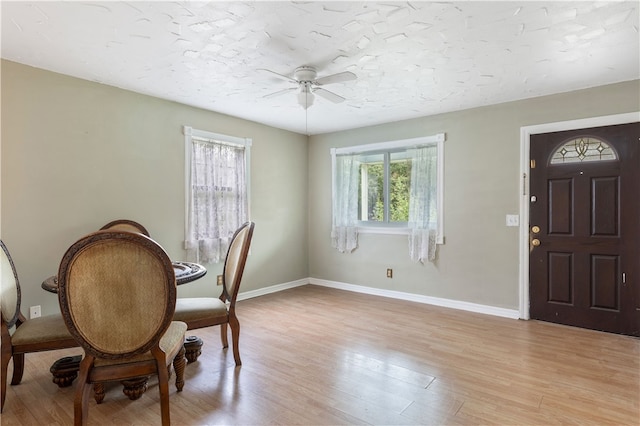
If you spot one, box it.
[0,240,79,412]
[57,231,187,425]
[174,221,254,365]
[99,219,150,236]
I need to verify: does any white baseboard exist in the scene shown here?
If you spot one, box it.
[237,278,308,301]
[238,277,520,319]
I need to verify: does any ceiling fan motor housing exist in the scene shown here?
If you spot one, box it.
[294,66,317,83]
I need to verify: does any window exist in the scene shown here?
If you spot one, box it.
[183,126,251,263]
[549,136,617,164]
[358,150,414,223]
[331,134,445,263]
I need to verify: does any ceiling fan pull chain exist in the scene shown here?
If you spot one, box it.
[304,92,309,136]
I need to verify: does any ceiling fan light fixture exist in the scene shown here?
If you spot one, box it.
[297,90,314,109]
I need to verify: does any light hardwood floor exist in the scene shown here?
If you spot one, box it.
[2,285,638,425]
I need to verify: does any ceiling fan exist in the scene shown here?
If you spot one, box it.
[259,66,357,109]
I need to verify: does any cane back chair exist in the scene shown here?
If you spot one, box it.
[0,240,78,412]
[174,221,254,365]
[57,231,186,425]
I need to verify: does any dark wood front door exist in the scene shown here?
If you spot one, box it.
[529,122,639,336]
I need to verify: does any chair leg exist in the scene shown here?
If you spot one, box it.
[183,336,203,363]
[173,346,186,392]
[75,382,92,426]
[10,353,24,385]
[154,351,171,426]
[220,323,229,349]
[74,356,94,426]
[93,383,105,404]
[229,316,241,366]
[0,351,10,412]
[0,322,12,412]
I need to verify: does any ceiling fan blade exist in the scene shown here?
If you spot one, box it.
[257,68,298,84]
[315,71,357,85]
[263,87,297,99]
[313,87,345,103]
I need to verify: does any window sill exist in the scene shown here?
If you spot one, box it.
[358,226,408,235]
[358,226,444,244]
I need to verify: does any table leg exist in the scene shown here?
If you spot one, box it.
[184,335,203,363]
[121,377,149,400]
[50,355,82,387]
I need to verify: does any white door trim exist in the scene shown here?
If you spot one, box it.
[518,112,640,320]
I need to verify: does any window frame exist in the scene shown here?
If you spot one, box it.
[357,148,416,225]
[183,125,252,250]
[331,133,445,244]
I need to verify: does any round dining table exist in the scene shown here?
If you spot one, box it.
[41,261,206,292]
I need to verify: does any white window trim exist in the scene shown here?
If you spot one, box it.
[331,133,446,244]
[182,125,252,247]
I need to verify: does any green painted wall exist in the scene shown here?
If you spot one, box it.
[308,80,639,309]
[2,58,637,316]
[1,60,308,316]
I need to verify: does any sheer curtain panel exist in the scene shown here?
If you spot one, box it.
[185,137,248,263]
[408,145,438,263]
[331,152,360,252]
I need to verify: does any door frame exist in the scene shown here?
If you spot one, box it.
[518,111,640,320]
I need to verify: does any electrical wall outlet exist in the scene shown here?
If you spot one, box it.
[217,275,223,286]
[30,305,41,319]
[386,268,393,278]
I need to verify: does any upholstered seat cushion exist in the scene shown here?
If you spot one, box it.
[173,298,228,323]
[94,321,187,367]
[10,314,74,346]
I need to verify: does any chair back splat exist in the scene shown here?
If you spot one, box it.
[57,231,186,425]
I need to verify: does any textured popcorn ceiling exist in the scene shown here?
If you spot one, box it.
[2,1,638,135]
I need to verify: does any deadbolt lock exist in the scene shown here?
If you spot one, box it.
[531,226,540,234]
[531,238,541,247]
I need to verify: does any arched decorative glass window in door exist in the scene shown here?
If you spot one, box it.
[549,136,618,164]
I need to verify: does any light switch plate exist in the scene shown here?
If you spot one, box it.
[506,214,519,227]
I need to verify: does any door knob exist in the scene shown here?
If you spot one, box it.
[531,226,540,234]
[531,238,541,247]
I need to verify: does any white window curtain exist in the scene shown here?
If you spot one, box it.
[331,153,360,252]
[408,145,438,263]
[185,138,247,263]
